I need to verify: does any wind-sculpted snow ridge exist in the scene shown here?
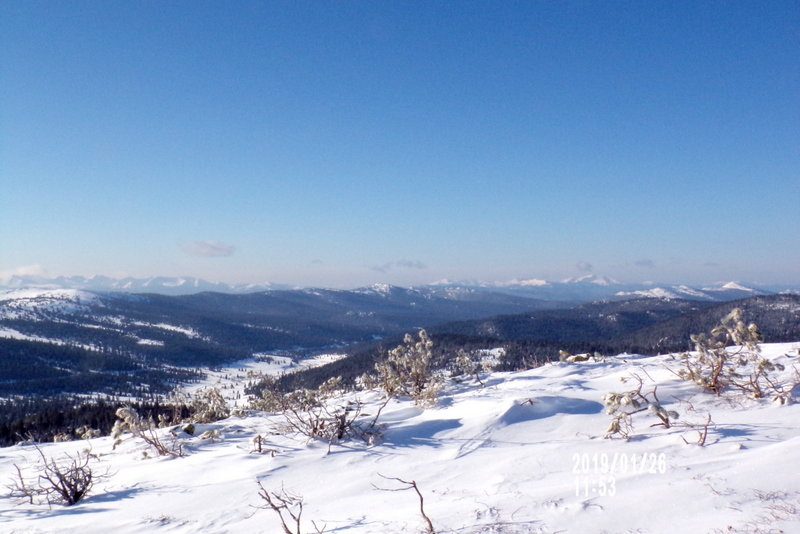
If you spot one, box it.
[2,343,799,533]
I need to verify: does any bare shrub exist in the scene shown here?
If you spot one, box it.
[255,483,306,534]
[603,373,678,439]
[111,406,184,458]
[189,386,230,423]
[76,425,102,440]
[260,377,384,449]
[282,395,363,443]
[559,350,602,363]
[374,330,442,407]
[249,374,290,412]
[7,444,106,506]
[677,308,797,401]
[450,348,487,386]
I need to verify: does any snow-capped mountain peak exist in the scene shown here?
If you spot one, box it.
[560,274,620,286]
[719,281,756,292]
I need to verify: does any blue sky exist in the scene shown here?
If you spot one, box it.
[2,1,798,288]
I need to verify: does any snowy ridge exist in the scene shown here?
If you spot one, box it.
[615,287,683,299]
[614,283,765,301]
[0,288,100,319]
[0,288,98,304]
[3,343,799,533]
[560,274,620,286]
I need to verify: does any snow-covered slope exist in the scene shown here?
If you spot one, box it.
[0,288,100,317]
[3,343,799,533]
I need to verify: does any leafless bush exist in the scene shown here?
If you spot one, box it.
[189,386,230,423]
[111,406,184,458]
[7,444,107,506]
[374,330,442,407]
[603,373,678,439]
[76,425,102,440]
[258,377,384,449]
[450,348,488,386]
[559,350,602,363]
[282,396,363,442]
[677,309,797,402]
[255,483,325,534]
[248,374,286,412]
[374,474,436,534]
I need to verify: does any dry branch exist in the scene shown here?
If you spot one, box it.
[374,473,436,534]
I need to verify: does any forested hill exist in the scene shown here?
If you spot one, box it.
[273,294,800,392]
[0,285,552,398]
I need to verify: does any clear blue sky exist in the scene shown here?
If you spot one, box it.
[2,1,798,288]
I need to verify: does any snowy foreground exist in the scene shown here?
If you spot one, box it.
[2,343,800,534]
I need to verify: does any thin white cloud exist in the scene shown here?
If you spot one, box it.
[0,264,47,284]
[634,259,656,268]
[576,261,593,273]
[182,241,236,258]
[495,278,549,287]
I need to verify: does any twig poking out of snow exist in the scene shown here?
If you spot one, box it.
[255,482,309,534]
[374,473,436,534]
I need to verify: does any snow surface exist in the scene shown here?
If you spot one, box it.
[0,326,45,342]
[131,322,203,339]
[2,343,800,534]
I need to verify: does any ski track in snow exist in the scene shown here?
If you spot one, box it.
[1,342,799,534]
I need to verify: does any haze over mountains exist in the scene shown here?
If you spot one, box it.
[1,273,796,301]
[0,274,289,295]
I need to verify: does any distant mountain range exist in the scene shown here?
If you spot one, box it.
[2,274,797,302]
[428,276,797,303]
[431,293,800,347]
[0,275,287,295]
[3,277,799,398]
